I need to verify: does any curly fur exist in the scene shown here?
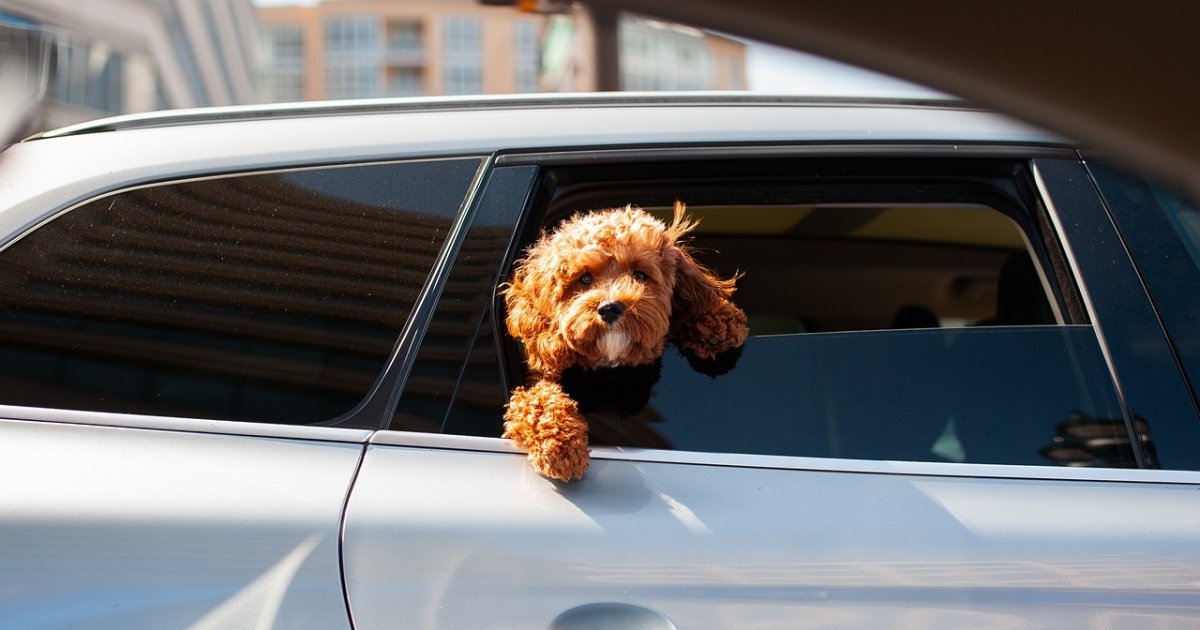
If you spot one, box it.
[502,202,748,481]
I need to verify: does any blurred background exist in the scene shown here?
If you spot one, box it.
[0,0,942,139]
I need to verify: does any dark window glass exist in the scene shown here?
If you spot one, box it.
[392,166,535,433]
[1086,161,1200,468]
[0,159,481,424]
[635,327,1129,466]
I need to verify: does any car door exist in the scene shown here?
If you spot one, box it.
[0,156,486,629]
[342,152,1200,630]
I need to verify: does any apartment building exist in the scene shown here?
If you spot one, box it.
[256,0,745,103]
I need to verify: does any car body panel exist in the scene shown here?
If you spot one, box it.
[0,418,361,630]
[343,435,1200,630]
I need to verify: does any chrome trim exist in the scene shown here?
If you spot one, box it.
[496,143,1076,165]
[367,429,1200,484]
[36,93,969,139]
[0,404,374,443]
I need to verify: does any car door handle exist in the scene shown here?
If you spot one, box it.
[550,603,677,630]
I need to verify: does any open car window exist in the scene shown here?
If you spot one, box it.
[417,157,1138,468]
[586,201,1125,467]
[647,202,1057,333]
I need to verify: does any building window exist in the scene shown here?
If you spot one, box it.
[388,67,424,97]
[387,21,422,59]
[514,20,539,93]
[257,24,305,102]
[325,16,380,99]
[443,16,481,95]
[619,15,715,91]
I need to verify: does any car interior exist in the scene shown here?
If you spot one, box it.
[526,156,1073,335]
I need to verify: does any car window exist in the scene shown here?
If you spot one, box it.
[1085,161,1200,469]
[0,158,482,424]
[390,166,536,434]
[592,202,1126,467]
[427,157,1138,468]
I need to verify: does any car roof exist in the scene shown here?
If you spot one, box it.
[29,92,1053,142]
[34,93,972,138]
[0,94,1065,246]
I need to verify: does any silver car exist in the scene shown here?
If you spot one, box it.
[2,95,1199,630]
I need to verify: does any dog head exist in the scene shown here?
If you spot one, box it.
[505,201,745,377]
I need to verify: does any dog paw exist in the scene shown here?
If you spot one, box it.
[676,302,748,360]
[504,381,591,481]
[680,343,744,377]
[528,436,590,481]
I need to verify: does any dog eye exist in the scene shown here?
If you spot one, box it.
[632,270,648,282]
[579,272,594,286]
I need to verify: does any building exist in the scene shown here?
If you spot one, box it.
[620,14,745,91]
[255,0,745,103]
[0,0,257,132]
[256,0,594,102]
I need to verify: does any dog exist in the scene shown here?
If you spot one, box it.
[502,201,748,481]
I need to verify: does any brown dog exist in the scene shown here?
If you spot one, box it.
[502,201,747,480]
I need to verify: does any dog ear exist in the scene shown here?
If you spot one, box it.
[504,242,574,377]
[667,201,749,375]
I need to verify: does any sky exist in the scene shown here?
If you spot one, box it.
[743,41,945,98]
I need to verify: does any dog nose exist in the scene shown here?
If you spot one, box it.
[597,301,626,324]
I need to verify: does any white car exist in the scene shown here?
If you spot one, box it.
[2,95,1199,629]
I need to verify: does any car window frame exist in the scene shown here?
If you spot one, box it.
[379,144,1200,472]
[1032,158,1200,470]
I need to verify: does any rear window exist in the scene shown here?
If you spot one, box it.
[0,158,481,424]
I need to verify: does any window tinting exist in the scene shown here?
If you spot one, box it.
[391,166,536,434]
[638,328,1129,466]
[0,158,481,424]
[1086,161,1200,469]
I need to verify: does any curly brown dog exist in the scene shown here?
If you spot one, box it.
[502,201,748,481]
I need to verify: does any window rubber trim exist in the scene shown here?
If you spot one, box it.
[1030,161,1147,468]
